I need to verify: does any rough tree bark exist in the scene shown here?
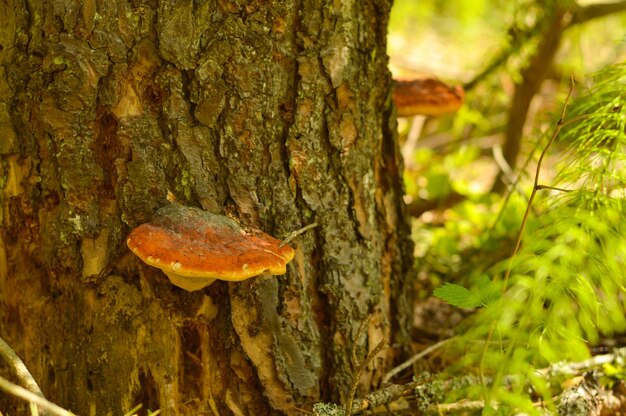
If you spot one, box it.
[0,1,413,415]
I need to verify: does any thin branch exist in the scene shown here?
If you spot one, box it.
[349,380,421,415]
[0,335,52,415]
[0,375,74,416]
[346,340,389,415]
[350,314,372,367]
[501,75,576,292]
[491,5,570,194]
[463,18,543,91]
[465,0,626,92]
[570,0,626,26]
[345,315,372,416]
[481,77,576,393]
[487,143,537,234]
[536,184,573,192]
[345,348,626,415]
[346,315,390,416]
[492,145,538,214]
[535,348,626,378]
[434,400,488,414]
[406,191,466,218]
[488,112,591,233]
[382,339,451,384]
[0,336,44,398]
[452,350,626,415]
[401,116,426,169]
[279,223,319,247]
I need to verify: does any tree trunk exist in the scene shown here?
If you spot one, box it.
[0,1,413,415]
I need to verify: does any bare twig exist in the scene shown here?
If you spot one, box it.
[345,315,389,416]
[434,400,488,414]
[536,347,626,378]
[348,380,422,414]
[350,314,372,367]
[465,0,626,92]
[501,75,575,292]
[492,144,516,186]
[346,314,373,415]
[343,347,626,415]
[401,115,426,169]
[279,223,319,247]
[463,18,543,91]
[492,145,538,215]
[406,191,466,218]
[0,336,44,398]
[0,375,74,416]
[382,339,451,384]
[488,112,590,234]
[570,0,626,25]
[536,184,573,193]
[487,144,536,233]
[346,341,389,415]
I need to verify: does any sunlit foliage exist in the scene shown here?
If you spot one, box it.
[435,64,626,413]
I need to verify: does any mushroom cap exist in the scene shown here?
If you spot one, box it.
[127,205,295,289]
[392,78,464,117]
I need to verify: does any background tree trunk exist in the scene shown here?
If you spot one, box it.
[0,0,413,415]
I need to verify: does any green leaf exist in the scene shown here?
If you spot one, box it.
[476,275,501,305]
[433,283,482,308]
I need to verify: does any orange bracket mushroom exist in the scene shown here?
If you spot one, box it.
[392,78,464,117]
[392,77,465,168]
[126,205,295,291]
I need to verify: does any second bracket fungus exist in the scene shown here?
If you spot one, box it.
[392,78,464,117]
[127,205,295,291]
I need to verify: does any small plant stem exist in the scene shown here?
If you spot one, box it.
[488,112,589,235]
[480,76,576,398]
[501,75,575,293]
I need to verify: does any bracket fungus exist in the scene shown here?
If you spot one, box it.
[392,78,464,117]
[126,205,295,291]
